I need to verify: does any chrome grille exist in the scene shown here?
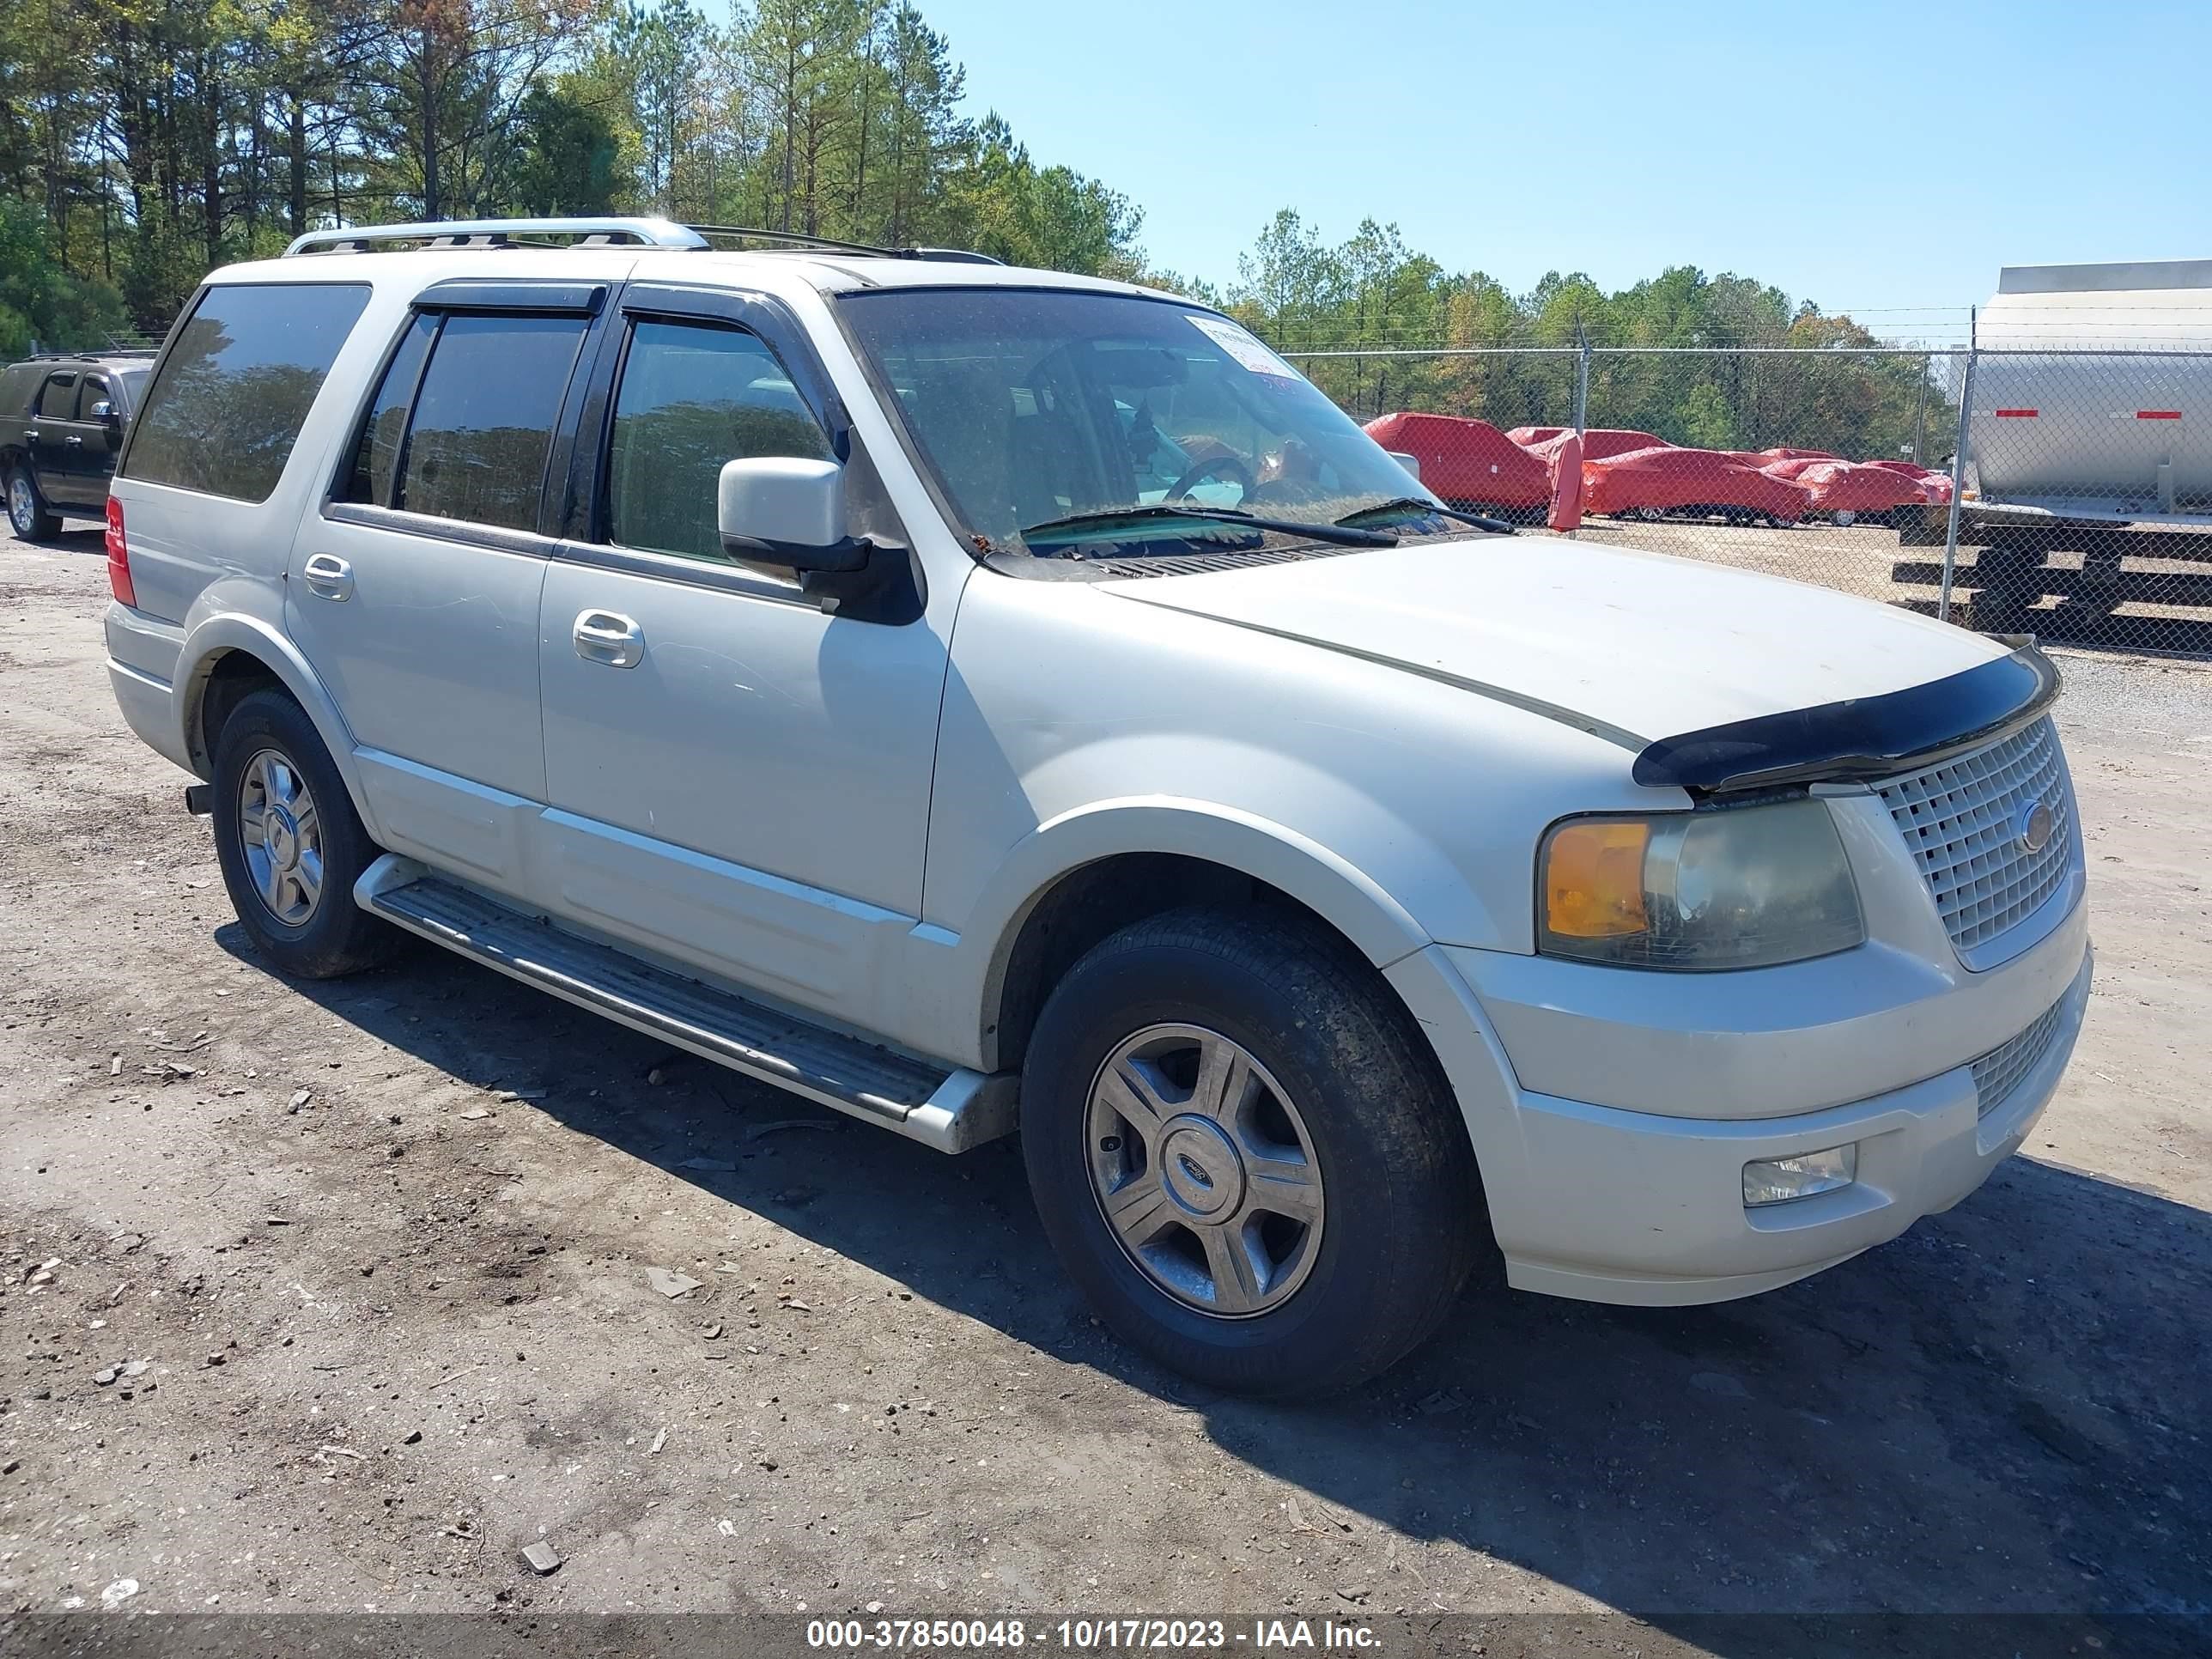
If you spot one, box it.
[1875,717,2073,957]
[1971,996,2065,1120]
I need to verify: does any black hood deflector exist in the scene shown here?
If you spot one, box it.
[1632,641,2061,794]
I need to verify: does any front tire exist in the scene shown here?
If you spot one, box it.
[1021,907,1483,1398]
[7,463,60,540]
[210,688,399,979]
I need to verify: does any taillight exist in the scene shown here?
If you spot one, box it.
[105,496,136,607]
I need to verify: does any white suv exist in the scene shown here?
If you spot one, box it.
[101,218,2091,1395]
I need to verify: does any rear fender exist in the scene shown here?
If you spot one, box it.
[175,600,377,835]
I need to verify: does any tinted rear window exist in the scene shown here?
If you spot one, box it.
[36,374,77,419]
[125,283,370,502]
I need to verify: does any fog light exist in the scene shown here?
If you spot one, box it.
[1743,1144,1857,1207]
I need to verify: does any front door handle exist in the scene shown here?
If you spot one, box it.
[301,552,354,601]
[573,609,644,668]
[63,434,84,447]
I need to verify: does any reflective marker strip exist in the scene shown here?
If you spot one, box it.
[1994,409,2039,418]
[2137,410,2182,419]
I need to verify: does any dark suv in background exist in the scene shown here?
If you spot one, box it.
[2,351,153,539]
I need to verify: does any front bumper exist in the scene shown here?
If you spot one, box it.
[1489,948,2091,1304]
[1383,919,2093,1309]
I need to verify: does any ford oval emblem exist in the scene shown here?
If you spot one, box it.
[2017,799,2055,854]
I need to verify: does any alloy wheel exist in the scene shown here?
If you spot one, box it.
[237,748,325,927]
[1085,1023,1325,1318]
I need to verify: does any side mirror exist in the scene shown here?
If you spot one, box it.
[89,400,115,423]
[1384,449,1421,482]
[717,456,871,574]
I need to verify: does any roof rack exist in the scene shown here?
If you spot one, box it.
[680,223,1001,264]
[281,216,1005,265]
[21,347,160,362]
[284,217,710,257]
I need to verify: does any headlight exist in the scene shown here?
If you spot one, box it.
[1539,798,1863,969]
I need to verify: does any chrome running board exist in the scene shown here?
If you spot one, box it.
[355,855,1015,1152]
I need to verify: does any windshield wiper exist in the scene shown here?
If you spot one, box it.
[1335,497,1515,534]
[1019,503,1399,551]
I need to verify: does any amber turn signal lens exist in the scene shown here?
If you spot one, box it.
[1542,820,1650,939]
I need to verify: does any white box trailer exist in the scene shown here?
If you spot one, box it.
[1906,259,2212,557]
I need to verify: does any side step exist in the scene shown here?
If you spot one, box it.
[355,856,1015,1152]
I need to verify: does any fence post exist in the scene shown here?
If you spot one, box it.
[1572,336,1591,437]
[1912,355,1929,465]
[1938,344,1977,624]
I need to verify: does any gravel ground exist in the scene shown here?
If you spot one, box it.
[1,521,2208,1638]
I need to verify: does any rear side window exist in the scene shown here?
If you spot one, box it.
[125,282,369,502]
[343,314,437,508]
[359,312,588,532]
[36,373,77,418]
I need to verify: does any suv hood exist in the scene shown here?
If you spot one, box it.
[1101,535,2003,748]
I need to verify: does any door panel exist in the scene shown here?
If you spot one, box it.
[532,303,951,1020]
[50,375,118,507]
[285,510,550,883]
[283,301,594,897]
[30,371,79,502]
[537,557,946,1014]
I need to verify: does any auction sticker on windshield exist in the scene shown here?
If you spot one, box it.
[1188,314,1297,379]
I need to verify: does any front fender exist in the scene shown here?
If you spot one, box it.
[951,796,1436,1071]
[174,601,376,833]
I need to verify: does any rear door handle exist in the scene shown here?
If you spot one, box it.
[63,434,83,447]
[301,552,354,601]
[573,609,643,668]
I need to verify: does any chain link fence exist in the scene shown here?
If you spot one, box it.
[1283,341,2212,659]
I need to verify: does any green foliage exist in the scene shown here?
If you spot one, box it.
[510,80,631,215]
[0,0,1146,342]
[1224,219,1948,463]
[0,198,128,357]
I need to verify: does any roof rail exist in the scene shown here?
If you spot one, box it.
[684,224,1004,264]
[22,347,160,362]
[279,215,1006,266]
[283,217,710,258]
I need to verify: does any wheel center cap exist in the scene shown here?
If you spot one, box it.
[267,805,300,870]
[1158,1115,1245,1220]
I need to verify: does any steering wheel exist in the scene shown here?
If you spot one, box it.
[1163,453,1253,502]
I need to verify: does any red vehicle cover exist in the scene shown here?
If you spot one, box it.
[1363,411,1553,509]
[1547,432,1584,531]
[1865,459,1940,480]
[1507,426,1568,446]
[1755,446,1842,465]
[1522,427,1668,464]
[1582,446,1809,523]
[1759,456,1834,481]
[1790,460,1932,515]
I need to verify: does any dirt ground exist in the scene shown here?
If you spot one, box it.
[2,520,2209,1640]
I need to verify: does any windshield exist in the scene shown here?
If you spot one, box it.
[836,287,1435,554]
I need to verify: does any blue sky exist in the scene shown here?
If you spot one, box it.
[909,0,2210,342]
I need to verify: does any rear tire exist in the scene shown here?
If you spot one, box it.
[7,462,60,540]
[1021,906,1483,1398]
[210,688,399,979]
